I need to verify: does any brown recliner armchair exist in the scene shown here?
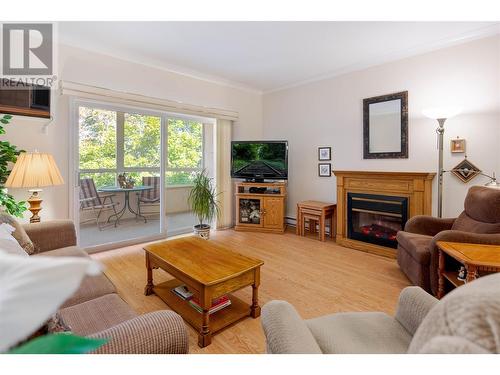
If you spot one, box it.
[397,186,500,295]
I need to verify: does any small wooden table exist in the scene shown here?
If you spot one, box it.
[144,236,264,347]
[437,241,500,299]
[296,200,336,241]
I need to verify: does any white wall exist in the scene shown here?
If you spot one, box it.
[263,36,500,219]
[3,44,263,221]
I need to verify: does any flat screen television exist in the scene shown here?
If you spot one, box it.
[231,141,288,181]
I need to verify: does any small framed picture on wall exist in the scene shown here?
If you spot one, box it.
[451,138,466,153]
[318,147,331,161]
[318,163,331,177]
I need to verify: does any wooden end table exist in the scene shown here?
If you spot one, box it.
[296,200,336,241]
[144,236,264,347]
[437,241,500,299]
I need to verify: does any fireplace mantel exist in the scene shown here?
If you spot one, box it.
[333,170,435,258]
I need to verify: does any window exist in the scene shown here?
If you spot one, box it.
[79,107,117,170]
[78,105,204,188]
[79,107,117,187]
[167,119,203,185]
[124,113,161,168]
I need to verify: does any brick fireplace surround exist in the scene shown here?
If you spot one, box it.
[333,171,435,258]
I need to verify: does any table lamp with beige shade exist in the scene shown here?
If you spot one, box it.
[5,152,64,223]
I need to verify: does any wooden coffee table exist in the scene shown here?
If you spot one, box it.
[143,236,264,347]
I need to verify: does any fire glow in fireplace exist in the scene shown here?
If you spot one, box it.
[347,192,408,249]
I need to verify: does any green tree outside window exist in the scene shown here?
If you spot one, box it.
[78,107,203,188]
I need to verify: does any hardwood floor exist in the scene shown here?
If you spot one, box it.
[92,229,410,354]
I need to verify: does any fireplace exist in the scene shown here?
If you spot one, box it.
[347,192,408,249]
[334,171,434,258]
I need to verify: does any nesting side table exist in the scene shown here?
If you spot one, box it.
[296,200,336,242]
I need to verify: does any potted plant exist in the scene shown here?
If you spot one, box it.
[187,170,220,240]
[0,114,26,217]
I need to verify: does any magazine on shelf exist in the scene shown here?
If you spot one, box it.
[189,295,231,315]
[171,285,193,300]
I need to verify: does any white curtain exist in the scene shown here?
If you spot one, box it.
[215,119,233,229]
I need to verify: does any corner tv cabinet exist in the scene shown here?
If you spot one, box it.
[235,181,287,233]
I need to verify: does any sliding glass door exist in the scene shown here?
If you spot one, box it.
[77,105,163,248]
[164,118,204,236]
[74,100,214,249]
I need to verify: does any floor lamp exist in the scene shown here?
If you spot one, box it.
[422,107,461,218]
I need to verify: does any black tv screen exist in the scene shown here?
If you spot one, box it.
[231,141,288,180]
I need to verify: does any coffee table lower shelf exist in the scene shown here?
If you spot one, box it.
[153,279,252,335]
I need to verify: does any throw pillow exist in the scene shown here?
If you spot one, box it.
[0,252,102,352]
[0,223,29,257]
[0,212,35,255]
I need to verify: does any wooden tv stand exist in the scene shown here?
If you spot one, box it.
[234,181,287,233]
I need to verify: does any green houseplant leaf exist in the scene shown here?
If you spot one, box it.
[187,169,221,227]
[0,114,27,217]
[8,334,108,354]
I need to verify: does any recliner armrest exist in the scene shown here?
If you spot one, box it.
[261,300,322,354]
[395,286,438,335]
[403,216,456,236]
[87,310,188,354]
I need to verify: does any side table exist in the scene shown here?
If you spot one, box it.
[437,241,500,299]
[296,200,336,242]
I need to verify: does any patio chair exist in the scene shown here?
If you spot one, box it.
[79,178,119,230]
[136,176,161,220]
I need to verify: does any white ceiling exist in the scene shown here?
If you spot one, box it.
[58,22,500,93]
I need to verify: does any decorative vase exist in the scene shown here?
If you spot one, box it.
[193,224,211,240]
[117,174,127,188]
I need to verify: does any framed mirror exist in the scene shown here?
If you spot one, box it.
[363,91,408,159]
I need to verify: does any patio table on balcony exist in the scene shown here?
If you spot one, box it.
[98,185,153,225]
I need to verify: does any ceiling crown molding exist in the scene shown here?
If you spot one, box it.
[264,23,500,95]
[58,41,263,95]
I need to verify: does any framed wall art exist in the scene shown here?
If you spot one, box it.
[318,163,331,177]
[451,138,466,153]
[318,147,331,161]
[451,158,481,183]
